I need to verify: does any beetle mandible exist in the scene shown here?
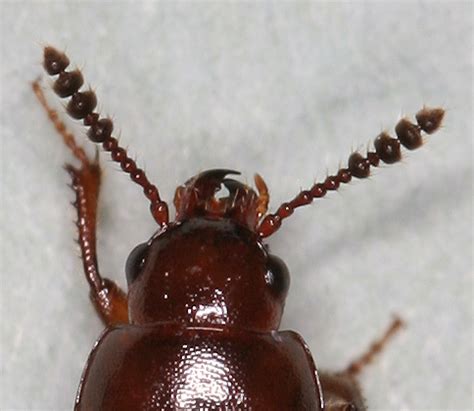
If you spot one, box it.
[33,46,444,411]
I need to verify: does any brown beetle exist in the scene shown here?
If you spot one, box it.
[34,46,444,410]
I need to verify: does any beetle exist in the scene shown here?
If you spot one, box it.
[33,46,444,411]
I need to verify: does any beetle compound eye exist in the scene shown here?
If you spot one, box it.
[126,243,149,284]
[265,254,290,298]
[36,45,443,409]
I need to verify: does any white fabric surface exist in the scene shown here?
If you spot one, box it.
[1,2,472,410]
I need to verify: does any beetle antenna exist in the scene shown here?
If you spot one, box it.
[257,106,445,238]
[40,46,169,227]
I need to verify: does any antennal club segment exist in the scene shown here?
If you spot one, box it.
[257,107,444,238]
[41,47,169,227]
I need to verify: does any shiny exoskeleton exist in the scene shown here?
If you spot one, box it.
[34,46,444,411]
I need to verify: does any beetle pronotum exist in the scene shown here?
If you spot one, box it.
[34,46,444,411]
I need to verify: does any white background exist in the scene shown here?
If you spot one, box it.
[1,1,472,410]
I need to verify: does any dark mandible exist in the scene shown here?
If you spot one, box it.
[34,46,444,411]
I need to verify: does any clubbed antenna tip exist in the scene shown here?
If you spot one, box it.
[257,107,445,238]
[40,46,169,227]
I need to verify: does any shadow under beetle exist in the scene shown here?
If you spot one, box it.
[34,46,444,411]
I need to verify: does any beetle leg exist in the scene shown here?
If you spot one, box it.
[320,372,365,411]
[345,316,404,376]
[320,317,403,410]
[66,163,129,326]
[38,47,169,227]
[33,80,128,326]
[33,80,89,167]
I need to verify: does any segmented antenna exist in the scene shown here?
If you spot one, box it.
[257,107,445,238]
[42,47,169,227]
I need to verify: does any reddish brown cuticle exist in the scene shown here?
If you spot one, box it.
[416,107,445,134]
[121,158,135,172]
[38,48,445,238]
[111,147,126,162]
[102,137,118,151]
[395,118,423,150]
[367,152,380,167]
[40,47,168,227]
[144,186,159,202]
[258,107,443,237]
[67,91,98,119]
[374,132,401,164]
[131,170,146,184]
[348,152,370,178]
[337,168,352,183]
[35,46,444,409]
[84,113,99,126]
[324,176,339,190]
[88,118,113,143]
[54,70,84,97]
[43,47,70,75]
[310,184,326,198]
[278,203,293,218]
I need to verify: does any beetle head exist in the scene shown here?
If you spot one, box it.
[126,217,290,331]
